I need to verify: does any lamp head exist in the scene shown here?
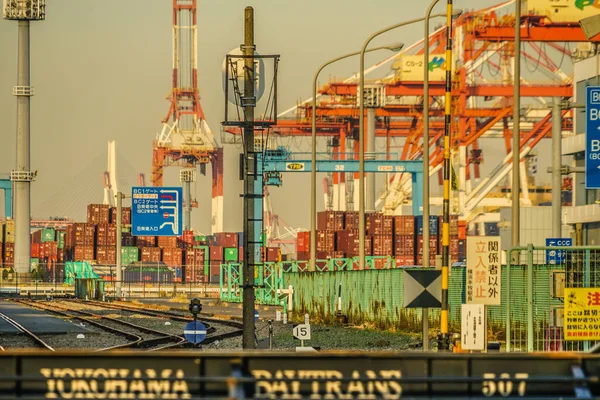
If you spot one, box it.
[452,9,463,19]
[385,42,405,52]
[580,14,600,40]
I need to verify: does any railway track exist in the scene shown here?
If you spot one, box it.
[0,311,55,351]
[81,299,245,345]
[16,299,243,349]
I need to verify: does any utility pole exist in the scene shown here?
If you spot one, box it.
[242,6,257,350]
[552,98,562,237]
[115,192,124,299]
[512,0,521,249]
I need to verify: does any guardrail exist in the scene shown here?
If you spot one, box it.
[0,351,598,399]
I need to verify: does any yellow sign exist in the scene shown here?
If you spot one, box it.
[564,287,600,341]
[285,163,305,171]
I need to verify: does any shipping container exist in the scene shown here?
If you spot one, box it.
[416,255,437,267]
[31,243,40,258]
[3,242,14,266]
[121,232,136,247]
[72,245,95,262]
[366,214,394,236]
[414,216,439,236]
[372,235,394,256]
[157,236,178,248]
[215,232,238,248]
[416,235,439,255]
[140,247,162,263]
[182,230,195,245]
[296,231,310,253]
[66,223,95,248]
[395,255,415,266]
[121,246,139,265]
[41,228,55,242]
[209,246,224,261]
[96,224,117,247]
[316,230,336,252]
[96,246,117,265]
[110,207,132,225]
[3,221,15,243]
[296,251,309,261]
[87,204,110,224]
[335,230,359,253]
[345,235,373,257]
[123,264,173,283]
[317,211,345,231]
[394,216,415,236]
[345,212,360,230]
[264,247,281,262]
[136,236,156,247]
[394,235,415,256]
[162,247,184,267]
[56,231,66,249]
[224,247,238,262]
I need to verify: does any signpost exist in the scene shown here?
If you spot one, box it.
[461,304,486,351]
[564,287,600,341]
[293,323,312,348]
[131,187,182,236]
[546,238,572,265]
[586,86,600,189]
[183,320,207,344]
[466,236,501,306]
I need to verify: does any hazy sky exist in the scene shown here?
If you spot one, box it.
[1,0,553,234]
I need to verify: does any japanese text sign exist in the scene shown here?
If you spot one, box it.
[466,236,501,305]
[461,304,486,351]
[564,287,600,341]
[131,187,182,236]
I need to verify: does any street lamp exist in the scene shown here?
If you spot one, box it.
[310,43,404,272]
[357,11,458,271]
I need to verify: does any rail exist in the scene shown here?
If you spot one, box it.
[0,311,55,351]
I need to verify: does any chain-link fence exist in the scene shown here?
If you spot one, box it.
[506,245,600,352]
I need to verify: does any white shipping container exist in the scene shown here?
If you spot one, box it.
[393,55,451,82]
[526,0,600,23]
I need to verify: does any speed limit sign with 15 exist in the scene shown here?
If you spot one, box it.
[292,324,311,340]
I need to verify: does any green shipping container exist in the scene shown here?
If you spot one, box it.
[41,228,55,242]
[122,226,131,233]
[57,231,66,249]
[260,232,267,247]
[224,247,238,262]
[30,258,39,269]
[194,235,206,242]
[121,246,139,265]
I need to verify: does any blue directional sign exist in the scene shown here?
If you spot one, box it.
[131,187,182,236]
[184,320,206,344]
[546,238,572,265]
[254,309,259,323]
[586,86,600,188]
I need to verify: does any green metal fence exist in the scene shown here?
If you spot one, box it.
[506,245,600,353]
[219,262,286,307]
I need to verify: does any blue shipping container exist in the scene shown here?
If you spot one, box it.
[174,267,182,278]
[414,216,439,236]
[237,232,244,246]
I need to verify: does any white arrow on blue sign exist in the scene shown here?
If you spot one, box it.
[184,320,207,344]
[586,86,600,189]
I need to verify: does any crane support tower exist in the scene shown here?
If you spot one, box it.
[152,0,224,234]
[3,0,45,273]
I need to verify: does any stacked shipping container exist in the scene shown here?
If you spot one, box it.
[295,211,467,267]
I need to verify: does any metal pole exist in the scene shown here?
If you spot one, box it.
[527,243,533,352]
[512,0,521,249]
[116,192,123,299]
[242,6,256,349]
[422,0,440,353]
[13,20,32,274]
[552,98,562,237]
[366,107,376,211]
[438,0,453,351]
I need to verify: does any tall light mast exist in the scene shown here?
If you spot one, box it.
[4,0,45,273]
